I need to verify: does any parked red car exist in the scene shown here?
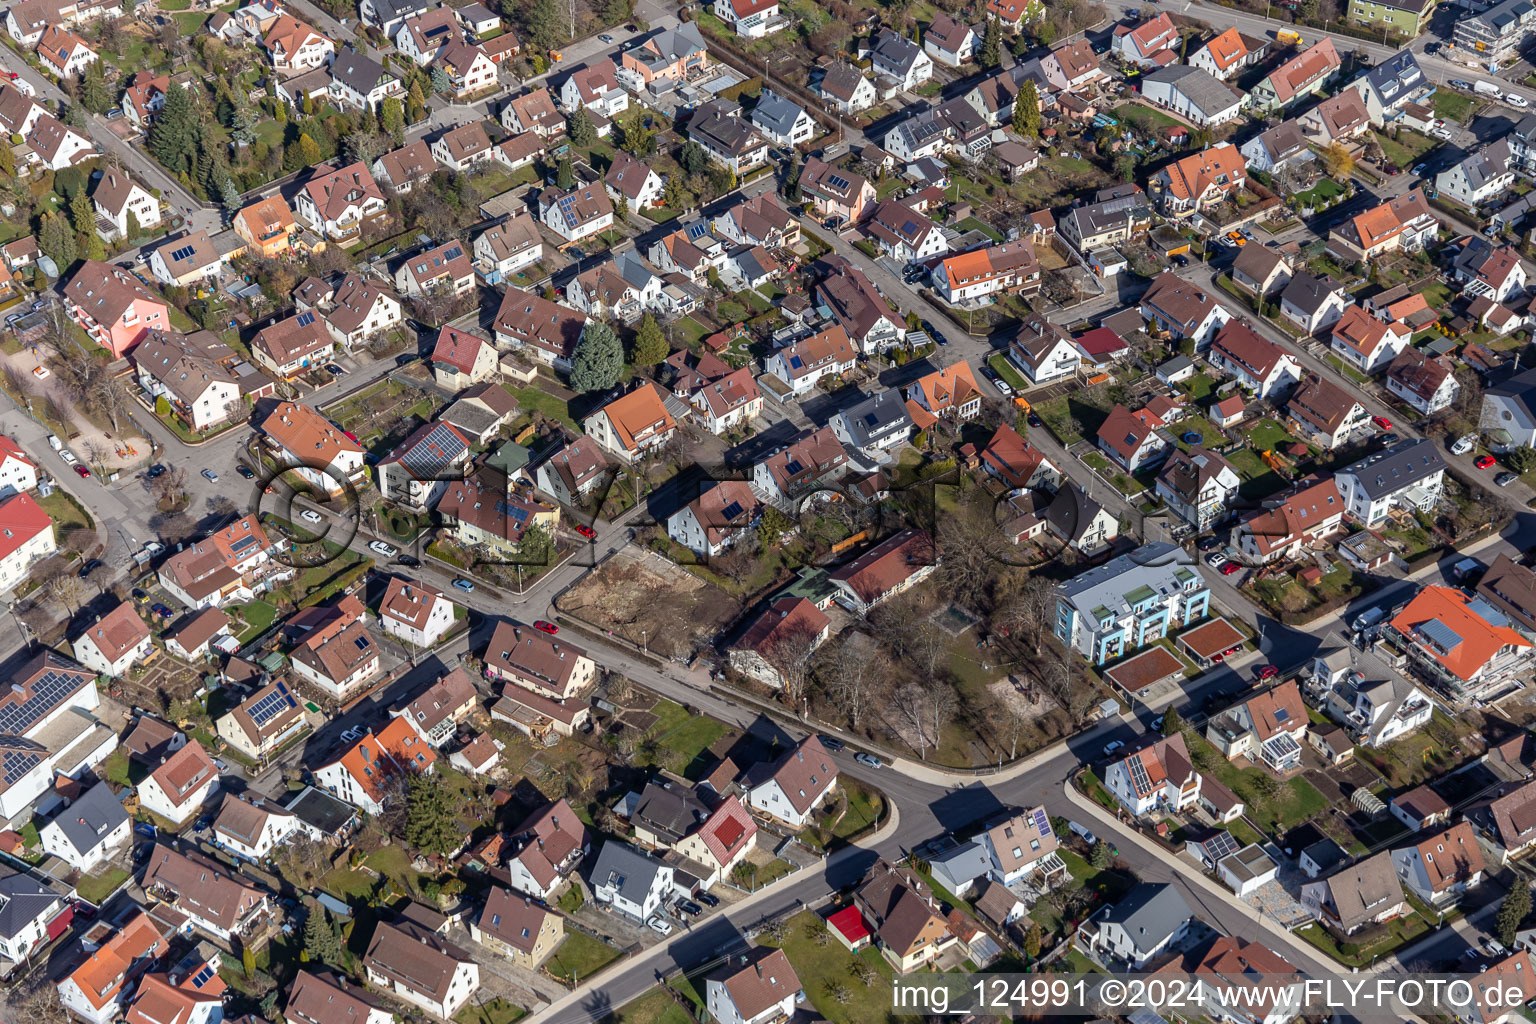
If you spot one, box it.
[1220,561,1241,575]
[1257,665,1280,680]
[1372,415,1393,430]
[73,464,90,478]
[533,620,559,635]
[1476,455,1497,469]
[575,524,597,539]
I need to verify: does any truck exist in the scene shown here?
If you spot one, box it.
[1276,28,1302,45]
[1475,80,1501,96]
[1352,606,1386,632]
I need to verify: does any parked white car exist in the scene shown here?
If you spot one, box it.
[368,540,398,557]
[300,509,324,524]
[647,916,673,937]
[1508,93,1531,108]
[1451,434,1478,456]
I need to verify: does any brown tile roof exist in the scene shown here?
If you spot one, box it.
[328,273,398,335]
[291,598,378,687]
[734,597,830,660]
[363,919,472,1004]
[827,528,934,606]
[261,401,360,466]
[713,947,801,1018]
[1288,374,1361,435]
[227,679,304,747]
[493,288,587,360]
[483,619,589,697]
[1410,821,1484,893]
[147,740,217,811]
[65,260,166,328]
[286,970,391,1024]
[380,576,451,632]
[375,139,436,187]
[593,382,676,454]
[477,887,555,954]
[746,735,837,815]
[139,845,264,932]
[254,311,332,367]
[79,601,150,664]
[1265,37,1339,104]
[301,162,384,224]
[395,668,477,735]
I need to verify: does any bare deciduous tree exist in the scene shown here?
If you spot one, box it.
[890,681,932,760]
[817,642,884,730]
[48,573,85,615]
[763,617,824,710]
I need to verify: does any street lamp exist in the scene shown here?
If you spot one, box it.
[641,629,648,655]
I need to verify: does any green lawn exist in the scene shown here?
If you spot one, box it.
[959,217,1003,243]
[1184,729,1328,835]
[1182,373,1217,401]
[646,707,730,778]
[76,867,130,905]
[546,929,622,982]
[988,354,1027,390]
[455,999,525,1024]
[1292,179,1345,208]
[509,387,577,432]
[607,990,694,1024]
[233,600,279,643]
[1245,417,1298,452]
[1434,90,1474,122]
[673,316,711,346]
[733,857,794,889]
[1374,129,1436,170]
[762,912,897,1024]
[37,490,93,540]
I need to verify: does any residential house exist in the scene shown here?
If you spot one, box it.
[483,619,595,701]
[1387,348,1458,415]
[1189,27,1264,79]
[39,783,128,873]
[1297,89,1372,144]
[1077,882,1194,968]
[1331,304,1409,375]
[120,71,168,128]
[688,98,770,173]
[1209,320,1303,398]
[432,41,496,99]
[1140,272,1229,349]
[1233,477,1345,565]
[1096,403,1173,473]
[329,48,401,110]
[359,0,432,35]
[500,87,563,137]
[539,181,614,245]
[1056,186,1152,257]
[430,121,493,172]
[257,401,363,497]
[583,382,677,462]
[713,0,783,36]
[435,474,558,557]
[905,362,981,425]
[0,437,37,499]
[1279,273,1350,335]
[58,912,166,1024]
[0,492,57,594]
[289,596,382,699]
[470,888,563,970]
[493,289,587,369]
[603,151,663,210]
[1479,554,1536,635]
[63,260,170,357]
[1112,12,1178,67]
[216,679,305,760]
[25,112,96,171]
[212,794,301,861]
[137,739,219,824]
[148,231,223,289]
[1238,120,1312,174]
[91,169,161,242]
[1231,244,1293,298]
[315,717,437,814]
[869,29,933,91]
[1287,375,1370,450]
[714,193,799,250]
[1301,852,1404,935]
[1387,585,1534,700]
[232,195,298,257]
[1334,437,1446,526]
[1205,680,1309,772]
[690,365,762,435]
[1330,188,1439,262]
[378,577,456,649]
[1150,142,1247,218]
[37,26,96,80]
[487,798,588,898]
[1453,238,1528,305]
[533,435,610,508]
[1141,65,1244,127]
[1041,38,1105,92]
[763,325,857,395]
[751,90,815,147]
[286,972,393,1024]
[493,130,544,173]
[364,920,479,1019]
[667,480,762,556]
[814,62,877,115]
[163,608,232,662]
[294,162,386,243]
[830,388,912,459]
[589,841,676,922]
[924,13,978,66]
[705,947,801,1024]
[72,601,154,679]
[1325,671,1433,747]
[1250,38,1340,112]
[1348,0,1437,37]
[854,860,955,973]
[558,61,628,119]
[615,23,709,92]
[263,14,334,71]
[139,845,267,941]
[472,214,543,284]
[800,157,877,226]
[647,224,729,282]
[1436,140,1515,209]
[816,256,905,353]
[396,7,459,63]
[372,139,437,195]
[392,668,478,748]
[394,240,474,298]
[1054,542,1210,664]
[565,251,660,322]
[156,515,288,610]
[935,240,1040,305]
[1156,447,1240,530]
[430,326,497,390]
[979,807,1065,885]
[728,598,833,689]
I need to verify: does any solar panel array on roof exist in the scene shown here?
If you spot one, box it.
[1418,617,1464,653]
[721,500,743,521]
[1203,830,1240,861]
[827,174,851,192]
[190,966,216,989]
[2,746,43,786]
[297,311,316,327]
[444,245,464,260]
[248,680,296,727]
[494,500,531,524]
[1032,807,1049,835]
[400,422,466,479]
[1127,753,1152,797]
[685,222,710,241]
[229,534,257,554]
[354,635,372,651]
[783,459,803,476]
[169,245,196,262]
[0,668,86,735]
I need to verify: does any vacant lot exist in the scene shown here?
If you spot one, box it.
[556,547,740,658]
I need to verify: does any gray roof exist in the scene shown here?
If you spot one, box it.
[691,99,764,156]
[286,785,359,837]
[1358,47,1423,105]
[1488,366,1536,424]
[1318,851,1401,928]
[1100,882,1193,949]
[1061,192,1150,240]
[818,62,867,102]
[836,389,913,449]
[331,48,394,95]
[928,840,992,889]
[45,783,128,857]
[0,869,59,939]
[1250,120,1309,164]
[629,22,707,72]
[589,840,667,902]
[1058,543,1200,618]
[1302,836,1349,874]
[632,781,709,843]
[870,29,925,76]
[1045,482,1106,545]
[1338,437,1445,499]
[1280,272,1341,316]
[1144,64,1240,118]
[367,0,431,22]
[752,91,807,138]
[1449,139,1513,192]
